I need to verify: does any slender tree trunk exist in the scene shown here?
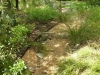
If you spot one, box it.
[16,0,19,10]
[0,0,2,17]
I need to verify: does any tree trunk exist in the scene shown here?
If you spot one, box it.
[16,0,19,10]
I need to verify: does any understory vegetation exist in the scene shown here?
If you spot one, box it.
[1,0,100,75]
[65,2,100,46]
[58,46,100,75]
[58,1,100,75]
[26,6,57,23]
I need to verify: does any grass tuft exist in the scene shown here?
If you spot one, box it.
[58,46,100,75]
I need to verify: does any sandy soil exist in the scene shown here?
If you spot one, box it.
[22,23,70,75]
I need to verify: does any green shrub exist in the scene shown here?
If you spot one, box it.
[0,5,31,74]
[0,24,30,75]
[67,24,99,45]
[10,25,29,43]
[26,6,57,23]
[0,45,28,75]
[66,3,100,46]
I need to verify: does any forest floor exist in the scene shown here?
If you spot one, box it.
[22,7,83,75]
[20,2,100,75]
[22,22,70,75]
[22,21,100,75]
[21,3,86,75]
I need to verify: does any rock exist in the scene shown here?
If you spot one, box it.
[37,53,43,58]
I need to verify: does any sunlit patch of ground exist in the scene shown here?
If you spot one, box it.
[22,23,69,75]
[58,45,100,75]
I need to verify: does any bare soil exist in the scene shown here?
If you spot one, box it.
[22,23,69,75]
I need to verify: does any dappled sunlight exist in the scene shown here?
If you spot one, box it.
[2,0,100,75]
[58,45,100,75]
[22,49,38,72]
[49,66,58,71]
[58,56,66,60]
[21,2,100,74]
[71,53,78,59]
[22,49,37,67]
[49,23,68,33]
[54,44,60,47]
[44,55,53,60]
[32,23,69,75]
[42,61,49,67]
[70,45,100,62]
[40,53,68,75]
[70,46,94,59]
